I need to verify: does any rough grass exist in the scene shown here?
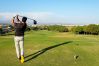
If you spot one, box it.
[0,30,99,66]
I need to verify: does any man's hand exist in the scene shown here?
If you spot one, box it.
[16,15,20,21]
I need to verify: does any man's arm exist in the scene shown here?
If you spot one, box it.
[24,22,27,29]
[16,15,20,22]
[23,22,27,31]
[11,17,15,26]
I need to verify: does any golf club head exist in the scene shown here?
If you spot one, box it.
[33,20,37,25]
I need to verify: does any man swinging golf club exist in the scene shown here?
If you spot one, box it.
[11,15,27,63]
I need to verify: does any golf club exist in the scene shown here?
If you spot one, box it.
[14,15,37,25]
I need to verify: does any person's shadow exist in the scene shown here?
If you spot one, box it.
[25,41,72,62]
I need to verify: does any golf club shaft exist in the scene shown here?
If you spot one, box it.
[14,15,35,21]
[14,15,37,25]
[19,15,35,20]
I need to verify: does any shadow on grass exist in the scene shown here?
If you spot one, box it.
[25,41,72,62]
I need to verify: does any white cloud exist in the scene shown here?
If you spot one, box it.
[0,12,99,25]
[0,12,68,25]
[0,12,53,20]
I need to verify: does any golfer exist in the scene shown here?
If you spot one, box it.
[11,15,27,63]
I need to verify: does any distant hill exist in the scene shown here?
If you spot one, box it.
[0,20,11,24]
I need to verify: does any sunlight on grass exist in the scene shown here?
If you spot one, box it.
[0,30,99,66]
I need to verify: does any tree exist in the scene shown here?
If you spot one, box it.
[47,25,68,32]
[85,24,98,35]
[0,28,3,35]
[72,26,84,34]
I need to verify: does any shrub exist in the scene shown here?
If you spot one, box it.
[72,26,84,34]
[47,25,68,32]
[71,24,99,35]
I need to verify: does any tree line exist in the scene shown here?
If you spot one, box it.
[71,24,99,35]
[1,24,99,35]
[29,25,69,32]
[31,24,99,35]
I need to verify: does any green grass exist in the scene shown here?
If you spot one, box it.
[0,30,99,66]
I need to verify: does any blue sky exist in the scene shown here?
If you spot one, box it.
[0,0,99,25]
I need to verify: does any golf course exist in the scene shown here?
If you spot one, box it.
[0,30,99,66]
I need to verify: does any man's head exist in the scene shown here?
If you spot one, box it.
[22,17,27,23]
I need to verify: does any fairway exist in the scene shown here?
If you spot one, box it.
[0,30,99,66]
